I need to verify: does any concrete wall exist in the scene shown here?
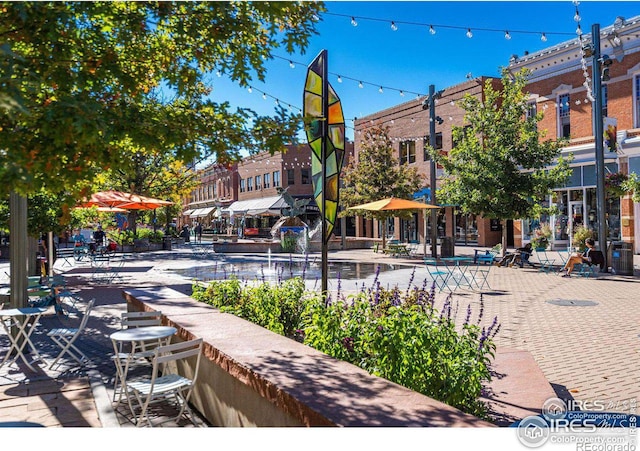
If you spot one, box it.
[123,287,493,427]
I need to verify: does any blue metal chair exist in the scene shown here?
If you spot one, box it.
[535,250,555,273]
[423,258,451,292]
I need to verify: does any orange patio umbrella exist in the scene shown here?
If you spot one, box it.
[80,190,173,210]
[346,197,440,212]
[347,197,440,253]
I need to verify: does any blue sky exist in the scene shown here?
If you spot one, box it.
[210,1,640,143]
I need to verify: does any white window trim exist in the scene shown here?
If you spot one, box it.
[629,63,640,128]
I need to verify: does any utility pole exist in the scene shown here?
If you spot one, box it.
[591,23,609,271]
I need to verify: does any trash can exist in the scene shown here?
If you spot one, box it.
[162,236,172,251]
[608,241,633,275]
[441,236,455,258]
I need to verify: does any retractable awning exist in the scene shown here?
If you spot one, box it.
[182,209,194,216]
[228,195,284,216]
[190,206,216,218]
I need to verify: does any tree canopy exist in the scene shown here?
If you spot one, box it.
[340,125,423,222]
[431,69,571,243]
[0,1,324,199]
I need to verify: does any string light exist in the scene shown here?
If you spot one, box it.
[337,75,342,83]
[247,86,252,93]
[505,30,511,40]
[262,93,266,100]
[541,32,547,42]
[379,86,384,93]
[399,90,405,97]
[358,81,363,88]
[289,60,295,69]
[466,28,473,38]
[325,12,575,40]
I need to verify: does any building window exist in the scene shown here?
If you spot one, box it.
[287,168,295,185]
[255,175,262,190]
[399,141,416,164]
[264,173,270,189]
[558,93,570,138]
[273,170,280,187]
[635,75,640,128]
[240,178,245,193]
[423,133,442,161]
[526,100,537,119]
[247,177,253,192]
[602,84,608,118]
[301,167,311,184]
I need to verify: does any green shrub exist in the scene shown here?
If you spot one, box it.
[191,270,498,418]
[137,228,164,243]
[572,225,595,251]
[108,230,135,245]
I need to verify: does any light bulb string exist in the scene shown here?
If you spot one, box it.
[270,54,426,97]
[324,11,574,38]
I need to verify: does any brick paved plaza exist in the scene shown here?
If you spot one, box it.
[0,243,638,427]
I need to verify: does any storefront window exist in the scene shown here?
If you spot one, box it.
[455,212,478,244]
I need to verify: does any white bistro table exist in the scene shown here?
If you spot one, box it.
[0,307,49,371]
[110,325,177,416]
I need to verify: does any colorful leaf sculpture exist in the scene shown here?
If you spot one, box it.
[303,50,345,244]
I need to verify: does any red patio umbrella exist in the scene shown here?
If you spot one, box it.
[80,190,173,210]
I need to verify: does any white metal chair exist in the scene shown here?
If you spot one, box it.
[127,338,203,427]
[113,310,164,402]
[47,299,95,369]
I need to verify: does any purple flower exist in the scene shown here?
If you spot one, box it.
[342,336,355,353]
[464,304,472,326]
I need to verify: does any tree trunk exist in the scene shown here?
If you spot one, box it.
[501,220,508,257]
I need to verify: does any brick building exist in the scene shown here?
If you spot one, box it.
[508,14,640,253]
[353,78,504,248]
[353,14,640,254]
[181,163,238,232]
[185,142,354,238]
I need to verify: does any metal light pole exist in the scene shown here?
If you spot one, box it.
[591,23,609,271]
[428,85,439,258]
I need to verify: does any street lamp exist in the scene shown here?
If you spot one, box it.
[422,85,443,257]
[590,23,609,271]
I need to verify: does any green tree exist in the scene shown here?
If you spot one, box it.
[340,125,423,248]
[430,69,571,254]
[0,1,324,198]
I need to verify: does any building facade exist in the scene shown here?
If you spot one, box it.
[509,14,640,252]
[353,78,504,247]
[184,142,354,238]
[181,162,238,233]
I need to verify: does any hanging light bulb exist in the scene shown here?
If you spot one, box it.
[429,25,436,35]
[247,86,252,93]
[262,93,267,100]
[466,28,473,38]
[576,24,582,35]
[575,99,582,105]
[350,16,358,27]
[541,32,547,42]
[275,99,279,106]
[337,75,342,83]
[613,34,621,45]
[358,81,363,88]
[574,11,581,22]
[390,21,398,31]
[289,60,295,69]
[399,90,404,97]
[378,86,383,93]
[505,30,511,40]
[216,71,222,77]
